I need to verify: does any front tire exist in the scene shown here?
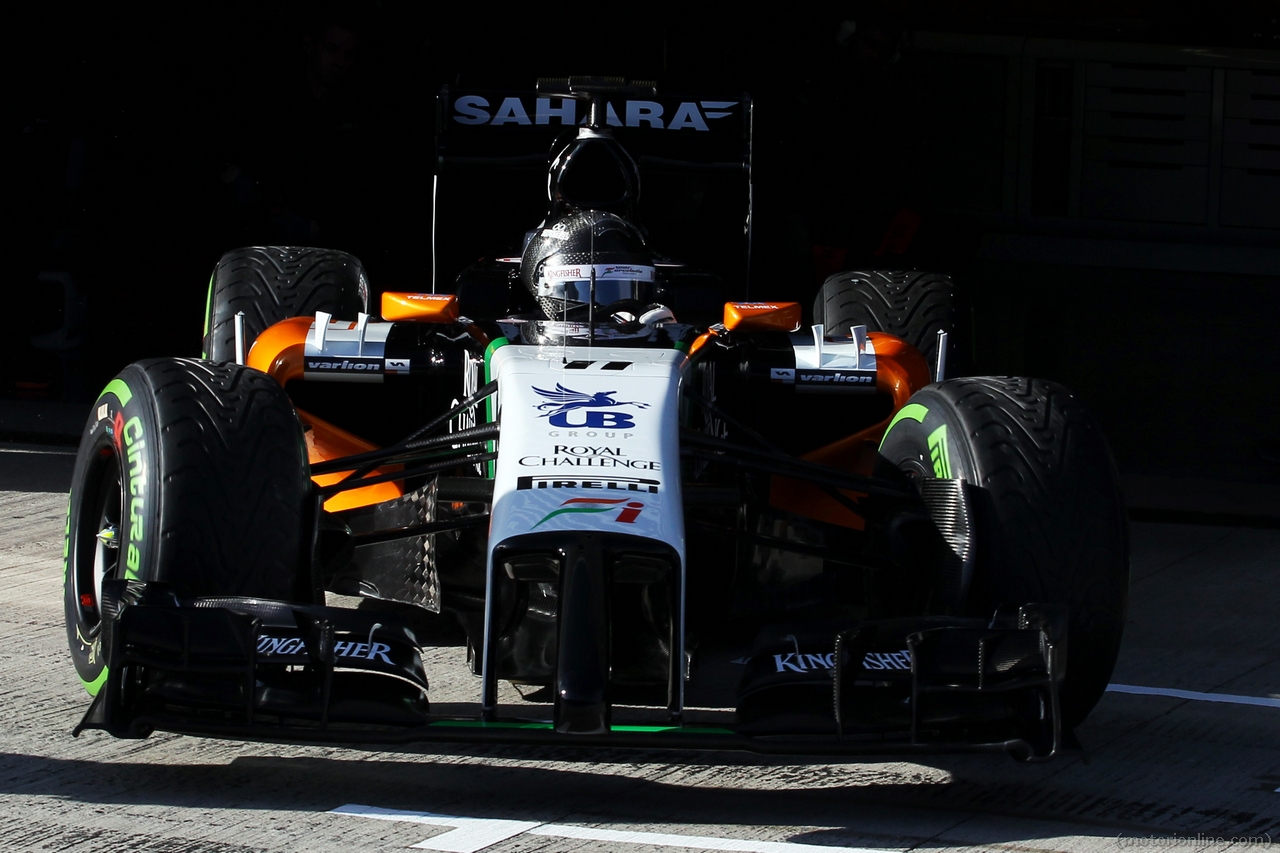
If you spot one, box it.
[878,377,1129,727]
[64,359,312,694]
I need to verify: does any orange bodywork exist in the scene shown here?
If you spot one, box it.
[690,302,802,355]
[247,317,404,511]
[246,316,311,386]
[723,302,802,332]
[246,312,927,520]
[688,331,715,356]
[299,412,404,512]
[769,332,931,529]
[381,292,460,323]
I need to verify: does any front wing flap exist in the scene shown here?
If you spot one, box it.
[77,580,1068,761]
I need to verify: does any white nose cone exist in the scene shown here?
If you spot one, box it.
[486,345,685,552]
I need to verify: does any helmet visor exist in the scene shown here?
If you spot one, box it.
[537,263,657,307]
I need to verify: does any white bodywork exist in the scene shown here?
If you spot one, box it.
[776,324,877,392]
[301,312,397,381]
[486,344,686,559]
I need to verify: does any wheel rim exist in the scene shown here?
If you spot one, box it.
[74,439,124,631]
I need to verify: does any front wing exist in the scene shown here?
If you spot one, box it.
[76,578,1069,761]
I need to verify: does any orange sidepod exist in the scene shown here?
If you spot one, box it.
[381,292,460,323]
[246,316,312,386]
[723,302,802,332]
[299,411,405,511]
[769,331,932,529]
[864,332,932,415]
[246,315,405,512]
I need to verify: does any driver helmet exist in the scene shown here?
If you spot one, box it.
[520,210,658,320]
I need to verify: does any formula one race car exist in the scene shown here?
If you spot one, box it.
[63,78,1128,761]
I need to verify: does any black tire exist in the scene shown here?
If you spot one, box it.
[202,246,369,361]
[878,377,1129,727]
[64,358,312,695]
[813,270,958,380]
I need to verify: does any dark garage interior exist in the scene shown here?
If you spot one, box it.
[8,0,1280,516]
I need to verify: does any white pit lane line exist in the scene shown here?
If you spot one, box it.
[329,805,538,852]
[331,805,890,853]
[1106,684,1280,709]
[334,685,1280,849]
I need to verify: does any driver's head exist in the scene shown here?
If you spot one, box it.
[521,210,657,320]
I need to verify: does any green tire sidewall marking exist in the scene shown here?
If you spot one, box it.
[880,402,929,449]
[67,376,134,586]
[96,376,145,581]
[67,488,99,698]
[61,494,72,585]
[120,410,146,582]
[75,375,143,696]
[202,271,214,358]
[928,423,952,478]
[82,665,110,697]
[101,378,133,407]
[483,338,508,479]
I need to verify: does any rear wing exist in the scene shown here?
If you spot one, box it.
[433,87,752,293]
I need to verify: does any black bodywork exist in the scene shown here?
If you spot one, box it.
[76,80,1071,761]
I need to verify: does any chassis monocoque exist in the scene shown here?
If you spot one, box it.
[63,79,1128,762]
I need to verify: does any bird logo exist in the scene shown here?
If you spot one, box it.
[532,384,650,418]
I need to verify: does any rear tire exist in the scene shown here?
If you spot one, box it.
[64,358,312,694]
[878,376,1128,727]
[813,270,959,380]
[203,246,369,361]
